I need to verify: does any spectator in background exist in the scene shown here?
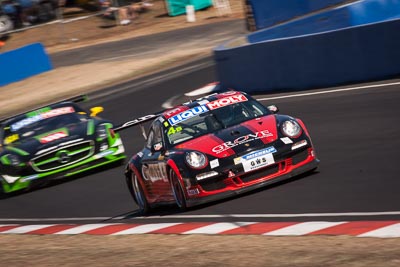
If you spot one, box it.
[99,0,152,26]
[2,0,20,27]
[15,0,34,26]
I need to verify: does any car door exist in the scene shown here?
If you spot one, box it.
[140,121,171,202]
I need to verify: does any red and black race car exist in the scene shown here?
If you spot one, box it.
[115,90,319,214]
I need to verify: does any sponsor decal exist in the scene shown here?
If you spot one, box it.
[142,162,168,183]
[209,159,219,169]
[41,107,75,119]
[168,105,209,125]
[241,147,276,172]
[206,94,248,110]
[280,137,293,144]
[11,107,75,132]
[163,107,187,119]
[234,157,242,165]
[212,130,273,154]
[242,146,276,160]
[188,188,200,196]
[40,132,68,144]
[167,126,183,136]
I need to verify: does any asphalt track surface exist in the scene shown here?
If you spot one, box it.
[1,54,400,224]
[49,20,246,68]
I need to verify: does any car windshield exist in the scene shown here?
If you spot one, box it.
[1,107,85,145]
[165,99,271,145]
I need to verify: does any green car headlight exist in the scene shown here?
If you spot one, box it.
[96,124,108,140]
[6,154,21,167]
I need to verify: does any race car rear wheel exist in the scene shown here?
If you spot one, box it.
[169,169,187,210]
[131,172,150,214]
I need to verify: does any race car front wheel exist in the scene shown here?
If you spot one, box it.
[169,169,187,210]
[131,172,150,214]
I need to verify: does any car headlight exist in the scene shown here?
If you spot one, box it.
[185,151,208,169]
[96,124,108,140]
[281,120,302,138]
[6,154,21,167]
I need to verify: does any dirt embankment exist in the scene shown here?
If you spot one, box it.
[1,234,400,267]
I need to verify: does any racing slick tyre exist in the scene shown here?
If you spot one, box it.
[130,172,150,215]
[169,169,187,211]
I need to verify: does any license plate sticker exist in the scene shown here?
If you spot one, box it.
[241,147,276,172]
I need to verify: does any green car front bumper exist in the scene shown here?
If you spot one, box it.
[1,140,125,194]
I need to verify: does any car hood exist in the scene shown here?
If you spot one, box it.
[4,121,92,156]
[175,115,278,158]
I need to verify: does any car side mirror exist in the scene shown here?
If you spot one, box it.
[90,106,104,117]
[267,105,279,114]
[152,142,164,153]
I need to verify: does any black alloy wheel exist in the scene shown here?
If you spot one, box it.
[169,169,187,210]
[131,172,150,214]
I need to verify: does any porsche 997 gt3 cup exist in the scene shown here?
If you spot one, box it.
[0,96,126,194]
[116,90,319,214]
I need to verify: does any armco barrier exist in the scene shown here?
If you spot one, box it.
[0,43,53,87]
[215,0,400,93]
[214,18,400,93]
[245,0,348,30]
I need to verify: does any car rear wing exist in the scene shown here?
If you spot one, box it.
[113,112,163,139]
[0,95,88,124]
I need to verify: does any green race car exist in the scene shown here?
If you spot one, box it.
[0,96,126,194]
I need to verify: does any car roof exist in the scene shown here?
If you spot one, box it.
[1,102,84,126]
[161,90,249,120]
[0,95,87,125]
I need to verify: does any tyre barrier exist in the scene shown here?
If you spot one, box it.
[0,43,53,87]
[214,0,400,93]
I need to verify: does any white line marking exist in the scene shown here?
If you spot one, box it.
[183,222,255,235]
[0,217,112,222]
[358,223,400,238]
[264,221,346,236]
[1,211,400,222]
[111,223,181,235]
[130,211,400,220]
[256,81,400,101]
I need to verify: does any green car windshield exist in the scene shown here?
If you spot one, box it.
[1,107,86,145]
[165,99,271,146]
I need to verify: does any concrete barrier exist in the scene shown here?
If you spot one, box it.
[215,0,400,93]
[0,43,53,87]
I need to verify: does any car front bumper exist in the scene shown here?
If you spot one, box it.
[185,151,319,208]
